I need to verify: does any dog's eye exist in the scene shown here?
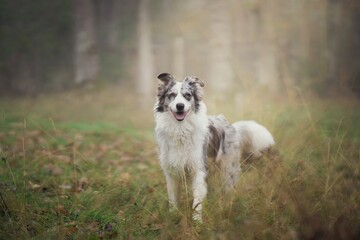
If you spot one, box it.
[184,93,192,99]
[167,93,176,99]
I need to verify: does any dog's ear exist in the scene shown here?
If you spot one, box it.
[157,73,175,98]
[185,76,205,100]
[157,73,175,85]
[185,76,204,88]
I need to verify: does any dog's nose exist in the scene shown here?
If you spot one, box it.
[176,103,185,111]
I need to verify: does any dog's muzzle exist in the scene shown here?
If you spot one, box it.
[171,103,188,121]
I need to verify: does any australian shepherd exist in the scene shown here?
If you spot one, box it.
[154,73,275,222]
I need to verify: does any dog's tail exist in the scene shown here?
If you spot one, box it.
[232,121,275,162]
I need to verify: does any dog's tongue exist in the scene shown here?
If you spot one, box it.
[174,111,186,121]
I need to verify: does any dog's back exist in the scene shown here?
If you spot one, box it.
[233,120,275,161]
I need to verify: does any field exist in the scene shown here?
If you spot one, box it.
[1,86,359,239]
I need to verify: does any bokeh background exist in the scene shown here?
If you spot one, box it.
[1,0,360,99]
[1,1,360,239]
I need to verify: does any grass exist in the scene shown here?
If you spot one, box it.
[0,85,359,239]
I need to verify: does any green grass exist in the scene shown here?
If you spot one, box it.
[0,87,359,239]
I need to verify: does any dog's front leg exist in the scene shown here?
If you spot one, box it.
[192,170,207,222]
[164,171,179,211]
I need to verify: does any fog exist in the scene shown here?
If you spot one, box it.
[0,0,359,99]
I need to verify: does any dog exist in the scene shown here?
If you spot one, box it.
[154,73,275,222]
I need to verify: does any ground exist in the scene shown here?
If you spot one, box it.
[0,85,359,239]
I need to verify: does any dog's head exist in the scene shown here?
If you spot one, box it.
[154,73,205,121]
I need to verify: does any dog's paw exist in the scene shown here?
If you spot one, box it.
[169,205,177,213]
[192,211,203,223]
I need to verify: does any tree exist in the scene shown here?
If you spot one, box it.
[137,0,154,102]
[208,0,234,92]
[74,0,99,84]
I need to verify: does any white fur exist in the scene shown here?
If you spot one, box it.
[233,121,275,158]
[155,101,208,221]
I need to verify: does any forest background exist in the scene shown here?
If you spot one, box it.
[1,0,360,98]
[1,1,360,239]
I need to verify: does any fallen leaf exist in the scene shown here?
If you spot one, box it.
[43,163,63,176]
[59,184,72,190]
[27,130,41,137]
[147,186,155,193]
[99,144,110,152]
[75,176,89,192]
[79,176,89,188]
[86,221,99,232]
[59,184,72,195]
[62,226,78,236]
[55,155,71,164]
[119,172,131,183]
[137,163,148,170]
[28,181,41,189]
[117,210,124,217]
[56,204,69,216]
[120,153,132,162]
[150,223,165,230]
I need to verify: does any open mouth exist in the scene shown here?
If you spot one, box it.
[171,110,189,121]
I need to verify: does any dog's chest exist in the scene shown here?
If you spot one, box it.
[157,125,207,172]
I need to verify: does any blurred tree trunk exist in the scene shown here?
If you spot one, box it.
[256,1,279,93]
[74,0,99,84]
[173,37,184,79]
[325,0,340,91]
[326,0,360,96]
[138,0,154,101]
[159,1,187,80]
[208,0,234,92]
